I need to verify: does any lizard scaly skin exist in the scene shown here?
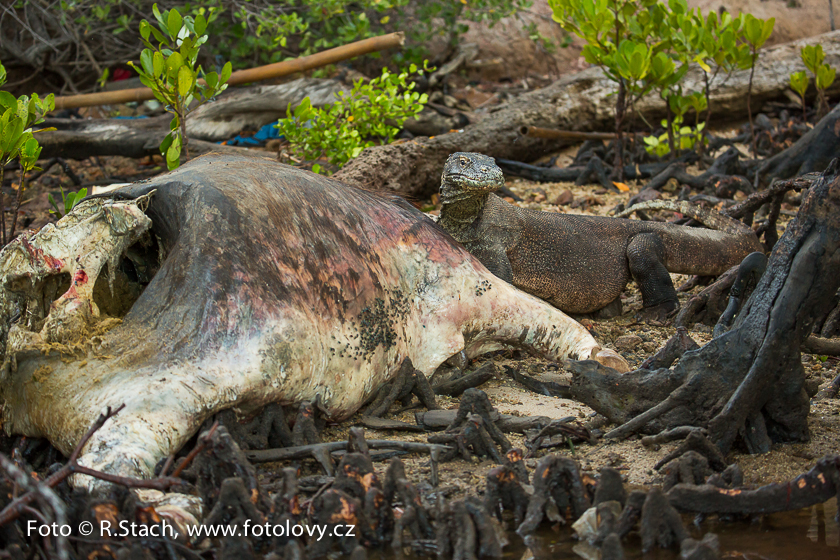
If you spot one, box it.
[438,152,763,317]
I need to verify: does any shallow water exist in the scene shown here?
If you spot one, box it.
[503,498,839,559]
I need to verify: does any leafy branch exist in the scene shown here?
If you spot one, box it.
[276,63,430,174]
[0,61,55,245]
[127,4,231,170]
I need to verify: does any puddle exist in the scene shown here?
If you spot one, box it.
[494,498,839,559]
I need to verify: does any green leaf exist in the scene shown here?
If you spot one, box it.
[152,4,166,29]
[194,13,207,35]
[48,193,60,216]
[761,18,775,46]
[294,97,312,118]
[139,20,151,41]
[790,70,809,98]
[177,66,195,97]
[64,192,76,215]
[153,51,165,78]
[801,45,826,74]
[742,14,773,49]
[42,93,55,113]
[167,8,183,39]
[0,117,24,154]
[19,137,41,167]
[149,25,168,46]
[140,49,155,77]
[220,61,232,84]
[817,64,836,91]
[0,91,16,112]
[159,132,174,155]
[166,138,181,170]
[75,188,88,207]
[166,52,185,75]
[205,72,219,89]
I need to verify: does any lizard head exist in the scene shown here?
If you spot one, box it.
[441,152,504,195]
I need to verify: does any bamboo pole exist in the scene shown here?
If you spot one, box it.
[53,32,405,111]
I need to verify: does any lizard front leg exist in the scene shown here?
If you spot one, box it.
[626,233,679,321]
[467,242,515,284]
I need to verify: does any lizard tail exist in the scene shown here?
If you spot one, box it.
[615,200,753,236]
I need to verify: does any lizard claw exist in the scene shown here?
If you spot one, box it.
[593,348,630,373]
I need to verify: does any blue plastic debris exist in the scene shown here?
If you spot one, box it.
[222,122,283,146]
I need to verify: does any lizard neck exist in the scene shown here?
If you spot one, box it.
[439,183,488,238]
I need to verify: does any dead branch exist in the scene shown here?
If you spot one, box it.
[0,405,186,527]
[667,454,840,514]
[244,440,451,463]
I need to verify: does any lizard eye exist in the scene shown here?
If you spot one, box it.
[459,157,468,166]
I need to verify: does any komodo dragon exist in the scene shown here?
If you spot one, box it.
[438,152,763,318]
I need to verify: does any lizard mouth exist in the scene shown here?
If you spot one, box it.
[442,172,502,191]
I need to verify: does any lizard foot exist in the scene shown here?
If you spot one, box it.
[636,301,679,325]
[593,348,630,373]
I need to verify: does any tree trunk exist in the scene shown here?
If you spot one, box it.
[37,116,251,160]
[334,30,840,197]
[567,158,840,456]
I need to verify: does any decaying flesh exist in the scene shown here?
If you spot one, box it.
[0,154,626,488]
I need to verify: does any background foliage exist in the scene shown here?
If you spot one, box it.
[0,0,542,94]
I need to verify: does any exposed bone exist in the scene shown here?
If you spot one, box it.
[0,192,153,347]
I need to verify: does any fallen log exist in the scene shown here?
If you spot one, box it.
[39,84,469,160]
[36,115,257,160]
[186,78,349,142]
[334,30,840,198]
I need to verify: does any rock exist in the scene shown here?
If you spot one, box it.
[530,188,547,203]
[641,341,659,353]
[662,178,680,193]
[614,335,643,352]
[554,189,574,206]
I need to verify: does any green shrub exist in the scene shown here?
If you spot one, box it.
[549,0,702,168]
[128,4,231,170]
[49,187,89,219]
[800,45,836,118]
[550,0,776,162]
[643,117,705,157]
[691,10,746,126]
[276,63,430,174]
[0,61,54,244]
[52,0,545,78]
